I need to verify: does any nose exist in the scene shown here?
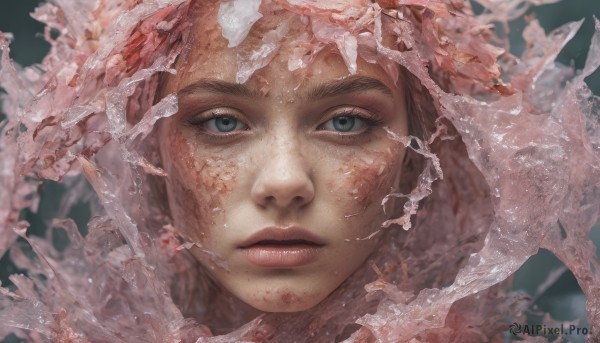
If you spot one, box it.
[250,136,315,209]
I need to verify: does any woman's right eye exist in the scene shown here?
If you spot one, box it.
[186,108,249,136]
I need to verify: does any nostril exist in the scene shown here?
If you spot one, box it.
[250,164,315,208]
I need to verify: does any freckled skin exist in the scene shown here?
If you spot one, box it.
[200,158,237,194]
[157,8,409,319]
[342,148,400,207]
[161,124,238,242]
[162,127,206,241]
[279,291,297,306]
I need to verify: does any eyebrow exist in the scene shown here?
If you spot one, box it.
[177,75,393,99]
[178,79,263,98]
[306,75,393,100]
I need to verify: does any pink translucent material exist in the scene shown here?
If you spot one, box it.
[0,0,598,342]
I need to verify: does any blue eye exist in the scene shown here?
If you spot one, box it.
[322,116,366,132]
[205,116,244,132]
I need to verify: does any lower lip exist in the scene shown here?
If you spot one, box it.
[240,245,321,268]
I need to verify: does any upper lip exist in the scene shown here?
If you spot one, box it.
[238,226,326,248]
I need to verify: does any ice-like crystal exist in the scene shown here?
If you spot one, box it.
[235,15,290,84]
[474,0,562,23]
[217,0,263,48]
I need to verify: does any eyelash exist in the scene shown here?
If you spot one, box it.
[185,108,385,142]
[319,108,385,142]
[186,110,246,141]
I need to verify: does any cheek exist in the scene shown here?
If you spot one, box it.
[167,174,207,240]
[329,148,402,209]
[162,126,239,241]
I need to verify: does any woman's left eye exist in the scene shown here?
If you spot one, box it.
[322,116,364,132]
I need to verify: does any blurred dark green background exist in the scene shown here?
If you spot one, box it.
[0,1,599,342]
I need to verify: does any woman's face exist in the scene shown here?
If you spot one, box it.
[157,11,408,313]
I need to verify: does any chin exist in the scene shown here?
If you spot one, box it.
[241,287,329,313]
[249,298,321,313]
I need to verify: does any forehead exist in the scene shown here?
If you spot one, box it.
[163,2,399,96]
